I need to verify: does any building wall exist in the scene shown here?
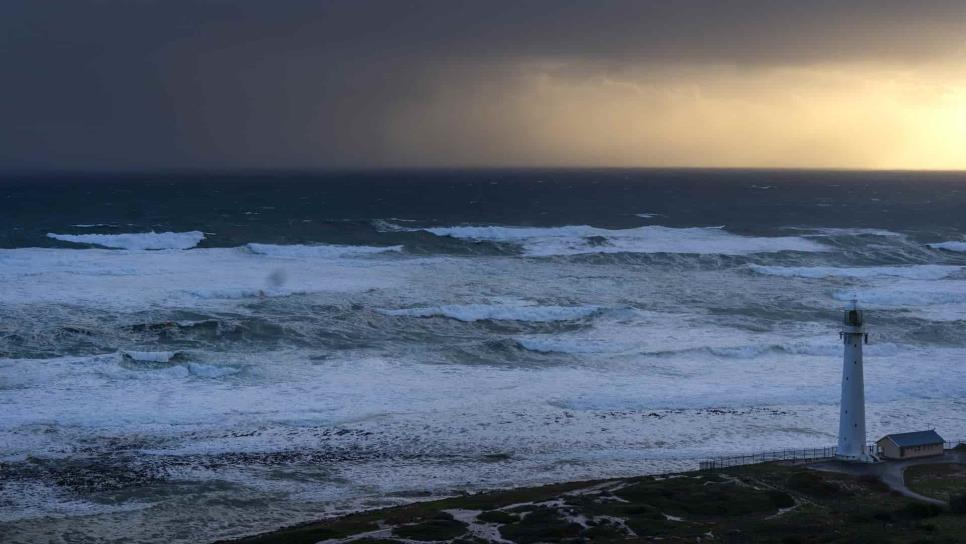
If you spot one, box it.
[901,443,944,459]
[877,439,901,459]
[877,439,943,459]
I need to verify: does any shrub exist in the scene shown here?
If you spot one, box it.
[582,521,628,539]
[896,502,943,520]
[857,474,888,492]
[393,515,468,541]
[872,511,893,522]
[768,490,796,509]
[476,510,519,524]
[785,471,843,498]
[498,507,583,544]
[950,494,966,514]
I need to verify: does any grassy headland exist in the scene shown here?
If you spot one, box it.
[223,461,966,544]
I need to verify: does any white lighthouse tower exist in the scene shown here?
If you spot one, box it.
[836,299,875,462]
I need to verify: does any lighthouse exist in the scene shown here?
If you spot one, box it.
[836,299,875,462]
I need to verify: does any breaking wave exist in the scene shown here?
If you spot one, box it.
[515,337,621,354]
[117,352,239,377]
[182,287,320,300]
[120,350,183,363]
[834,280,966,308]
[245,243,403,258]
[185,363,242,378]
[792,227,904,238]
[515,337,902,359]
[47,231,205,250]
[380,303,600,322]
[0,245,400,309]
[749,264,962,280]
[411,225,828,257]
[928,241,966,253]
[707,341,902,359]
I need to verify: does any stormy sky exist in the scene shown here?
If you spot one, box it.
[3,1,966,171]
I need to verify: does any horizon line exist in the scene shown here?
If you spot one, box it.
[4,165,966,177]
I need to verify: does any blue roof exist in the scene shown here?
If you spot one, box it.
[881,430,944,447]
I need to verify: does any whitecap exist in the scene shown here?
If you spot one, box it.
[47,231,205,250]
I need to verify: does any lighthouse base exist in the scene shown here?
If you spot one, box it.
[835,451,877,463]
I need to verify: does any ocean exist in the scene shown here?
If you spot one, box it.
[2,169,966,542]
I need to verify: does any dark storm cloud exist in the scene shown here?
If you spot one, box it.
[2,1,965,170]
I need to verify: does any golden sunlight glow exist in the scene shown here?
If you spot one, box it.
[387,62,966,170]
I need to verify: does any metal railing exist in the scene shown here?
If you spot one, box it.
[945,439,966,450]
[698,446,838,471]
[698,438,966,471]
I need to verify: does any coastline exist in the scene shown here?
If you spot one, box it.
[220,449,966,544]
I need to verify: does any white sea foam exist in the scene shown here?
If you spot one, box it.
[3,345,963,460]
[928,241,966,253]
[245,243,403,258]
[0,480,154,523]
[416,225,827,256]
[47,231,205,250]
[4,337,966,541]
[750,264,961,280]
[381,303,600,322]
[0,246,402,308]
[7,220,966,541]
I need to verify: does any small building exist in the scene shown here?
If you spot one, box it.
[876,430,945,460]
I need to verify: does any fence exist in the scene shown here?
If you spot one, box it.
[698,438,966,471]
[698,446,838,471]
